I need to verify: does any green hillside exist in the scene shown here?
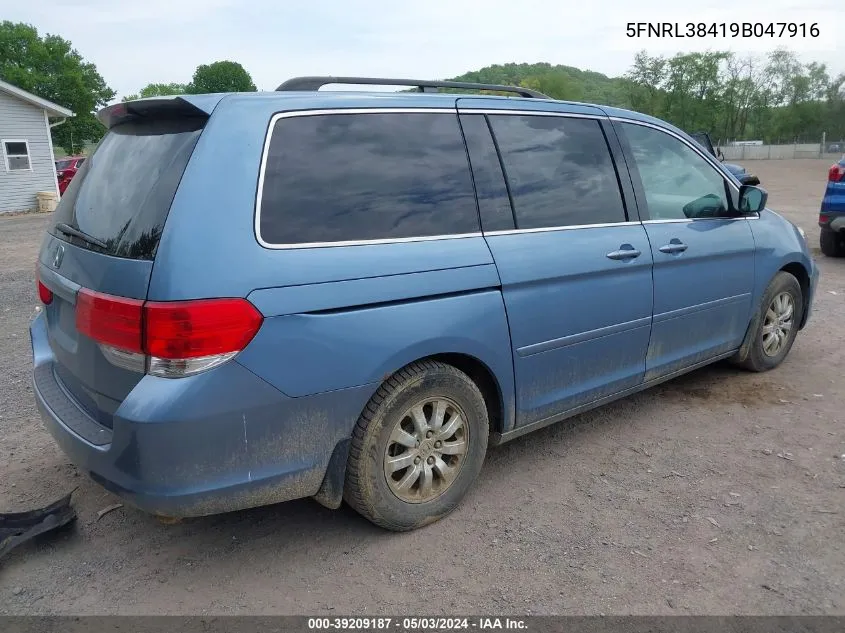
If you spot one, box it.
[449,62,629,106]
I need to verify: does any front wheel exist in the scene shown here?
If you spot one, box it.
[820,228,845,257]
[736,272,803,372]
[344,360,489,531]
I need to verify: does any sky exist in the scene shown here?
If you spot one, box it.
[6,0,843,101]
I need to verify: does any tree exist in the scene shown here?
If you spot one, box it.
[445,55,839,143]
[825,74,845,141]
[450,62,626,106]
[661,52,727,131]
[123,82,188,102]
[614,48,838,143]
[0,21,115,153]
[186,61,256,94]
[520,73,584,101]
[720,54,762,140]
[624,51,666,115]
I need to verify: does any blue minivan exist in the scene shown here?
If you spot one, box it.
[31,77,818,531]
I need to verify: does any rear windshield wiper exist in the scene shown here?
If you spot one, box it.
[54,223,109,250]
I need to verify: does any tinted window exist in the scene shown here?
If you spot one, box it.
[459,114,514,232]
[51,117,204,260]
[488,115,625,229]
[622,123,730,220]
[259,113,479,245]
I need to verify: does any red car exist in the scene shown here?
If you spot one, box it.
[55,156,86,195]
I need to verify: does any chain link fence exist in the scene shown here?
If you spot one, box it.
[717,137,845,161]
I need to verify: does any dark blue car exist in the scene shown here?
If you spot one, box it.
[30,77,818,531]
[820,156,845,256]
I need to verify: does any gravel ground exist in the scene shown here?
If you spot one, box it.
[0,159,843,615]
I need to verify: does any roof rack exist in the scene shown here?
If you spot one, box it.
[275,76,550,99]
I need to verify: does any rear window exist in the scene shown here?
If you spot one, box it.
[50,117,204,260]
[258,112,480,245]
[55,159,73,170]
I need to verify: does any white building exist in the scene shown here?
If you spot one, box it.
[0,78,73,214]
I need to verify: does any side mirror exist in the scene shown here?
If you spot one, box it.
[739,174,761,186]
[738,185,767,214]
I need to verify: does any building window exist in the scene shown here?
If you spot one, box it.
[3,140,32,171]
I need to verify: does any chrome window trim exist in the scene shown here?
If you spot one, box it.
[258,233,484,250]
[255,107,473,250]
[459,109,603,120]
[641,217,754,224]
[484,221,640,237]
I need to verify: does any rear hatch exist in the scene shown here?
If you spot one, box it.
[37,99,210,427]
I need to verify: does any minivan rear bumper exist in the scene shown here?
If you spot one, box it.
[30,312,371,517]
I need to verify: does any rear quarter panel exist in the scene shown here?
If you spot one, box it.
[237,288,516,431]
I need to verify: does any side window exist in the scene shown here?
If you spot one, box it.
[459,114,514,232]
[622,123,731,220]
[488,115,626,229]
[259,112,480,245]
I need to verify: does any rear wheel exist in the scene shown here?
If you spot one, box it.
[344,360,488,531]
[820,228,845,257]
[736,272,803,372]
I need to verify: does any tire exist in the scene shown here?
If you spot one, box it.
[820,228,845,257]
[736,272,803,372]
[344,360,489,531]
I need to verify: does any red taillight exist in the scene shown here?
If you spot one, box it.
[76,289,144,353]
[144,298,263,359]
[829,164,845,182]
[37,278,53,305]
[74,289,262,375]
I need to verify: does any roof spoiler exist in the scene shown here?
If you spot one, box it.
[276,76,550,99]
[97,94,225,128]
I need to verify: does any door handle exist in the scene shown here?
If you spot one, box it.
[659,242,688,254]
[606,247,642,261]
